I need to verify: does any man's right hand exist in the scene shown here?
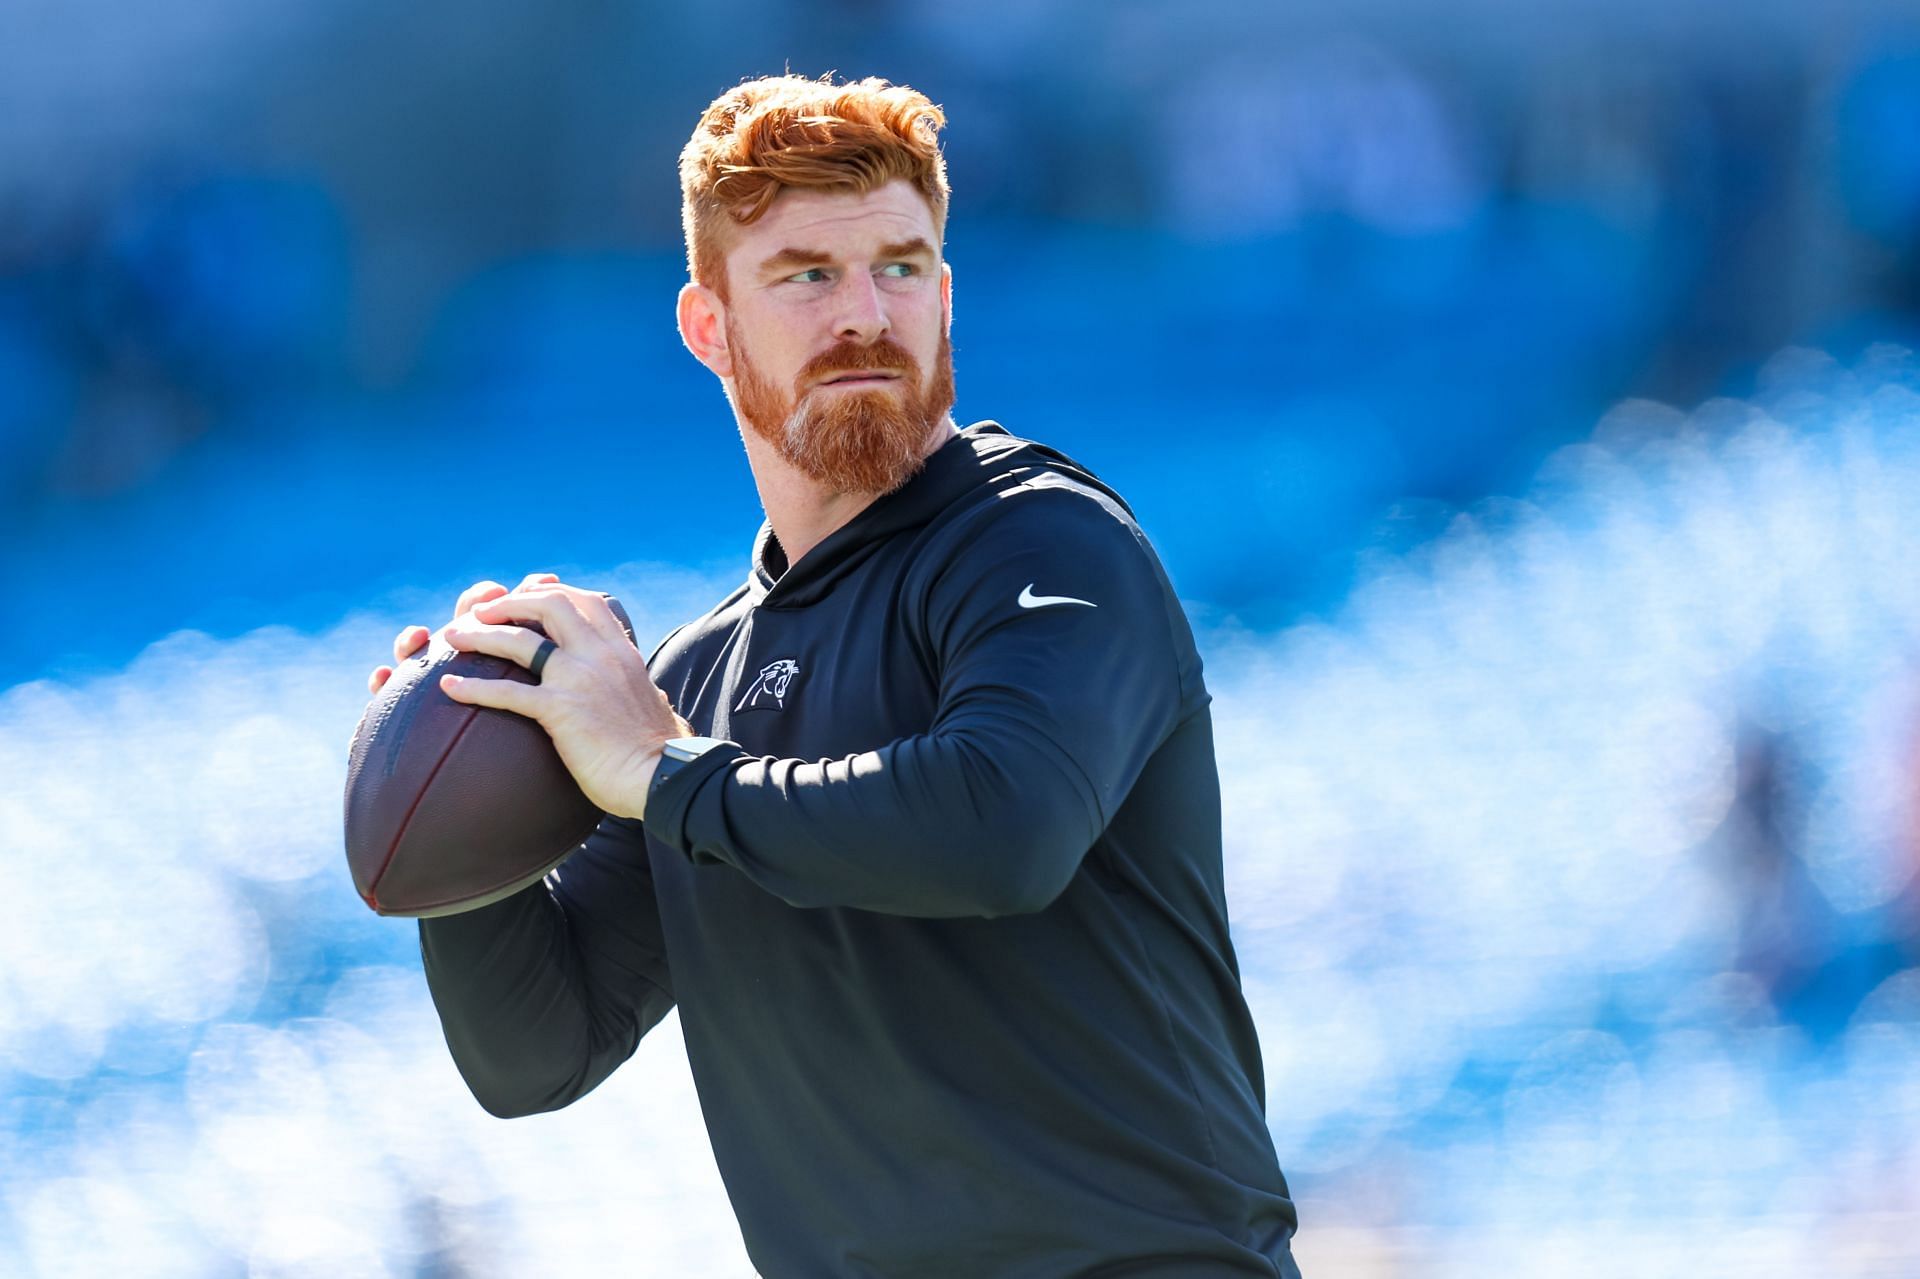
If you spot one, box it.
[367,573,560,695]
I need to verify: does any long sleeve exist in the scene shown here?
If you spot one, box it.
[416,814,675,1117]
[644,487,1193,918]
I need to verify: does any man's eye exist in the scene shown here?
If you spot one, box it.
[879,263,915,278]
[786,268,828,284]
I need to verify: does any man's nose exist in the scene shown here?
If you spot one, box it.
[832,270,890,345]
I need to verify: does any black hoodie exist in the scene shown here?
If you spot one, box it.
[418,423,1300,1277]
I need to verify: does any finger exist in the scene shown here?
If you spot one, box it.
[499,582,625,638]
[444,615,552,672]
[441,671,540,718]
[514,572,560,592]
[469,588,595,648]
[369,665,392,695]
[392,624,431,665]
[453,580,509,620]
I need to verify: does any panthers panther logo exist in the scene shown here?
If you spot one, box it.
[736,658,802,712]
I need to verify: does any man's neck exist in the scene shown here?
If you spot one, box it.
[740,417,958,570]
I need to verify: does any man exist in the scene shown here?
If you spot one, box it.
[368,74,1301,1277]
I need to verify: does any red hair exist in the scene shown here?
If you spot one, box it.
[679,74,949,298]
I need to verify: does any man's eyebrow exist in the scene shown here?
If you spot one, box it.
[877,237,937,261]
[758,247,835,276]
[758,239,938,277]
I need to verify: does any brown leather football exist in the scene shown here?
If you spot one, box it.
[343,594,636,917]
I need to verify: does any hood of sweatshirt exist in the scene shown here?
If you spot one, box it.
[744,421,1131,608]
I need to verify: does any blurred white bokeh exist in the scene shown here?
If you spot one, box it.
[5,353,1920,1275]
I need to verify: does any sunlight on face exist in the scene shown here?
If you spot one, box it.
[717,182,955,495]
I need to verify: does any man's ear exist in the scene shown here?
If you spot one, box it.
[940,262,953,334]
[678,282,733,379]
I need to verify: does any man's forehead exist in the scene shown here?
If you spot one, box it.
[730,182,940,260]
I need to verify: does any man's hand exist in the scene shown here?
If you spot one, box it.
[440,581,693,820]
[366,574,556,695]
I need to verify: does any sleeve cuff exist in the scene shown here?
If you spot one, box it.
[643,742,746,857]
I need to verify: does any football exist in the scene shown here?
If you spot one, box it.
[343,594,637,917]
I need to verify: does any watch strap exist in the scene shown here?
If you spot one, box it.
[646,737,741,833]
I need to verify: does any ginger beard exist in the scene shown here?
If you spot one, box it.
[728,321,956,497]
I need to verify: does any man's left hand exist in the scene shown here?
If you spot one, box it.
[441,582,692,820]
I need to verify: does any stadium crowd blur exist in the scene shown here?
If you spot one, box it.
[5,3,1920,1275]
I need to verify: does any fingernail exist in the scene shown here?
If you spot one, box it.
[441,674,461,689]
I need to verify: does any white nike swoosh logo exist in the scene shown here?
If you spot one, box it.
[1018,584,1097,610]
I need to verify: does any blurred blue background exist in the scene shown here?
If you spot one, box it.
[6,3,1920,1275]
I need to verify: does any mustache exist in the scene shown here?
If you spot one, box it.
[798,338,919,384]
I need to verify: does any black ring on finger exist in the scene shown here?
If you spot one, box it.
[528,637,559,682]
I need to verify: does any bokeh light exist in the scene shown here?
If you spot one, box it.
[4,350,1920,1273]
[10,6,1920,1275]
